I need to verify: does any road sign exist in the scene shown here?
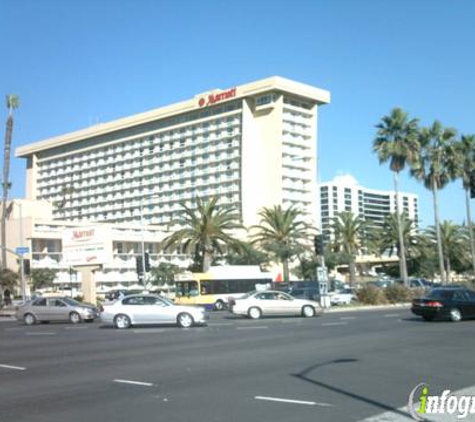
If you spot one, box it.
[15,247,30,255]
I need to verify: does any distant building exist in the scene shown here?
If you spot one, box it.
[16,76,330,230]
[318,175,419,242]
[5,199,191,290]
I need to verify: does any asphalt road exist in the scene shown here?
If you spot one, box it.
[0,308,474,422]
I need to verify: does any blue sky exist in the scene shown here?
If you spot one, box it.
[2,0,474,227]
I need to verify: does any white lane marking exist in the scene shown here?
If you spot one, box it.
[210,323,234,326]
[237,326,268,330]
[133,329,168,333]
[0,364,26,371]
[321,322,348,327]
[384,314,401,317]
[64,326,88,330]
[255,396,332,407]
[26,332,56,335]
[340,316,356,320]
[113,379,154,387]
[3,327,24,331]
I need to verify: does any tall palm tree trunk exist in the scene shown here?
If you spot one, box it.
[432,179,446,284]
[465,188,475,281]
[349,257,356,286]
[394,171,408,286]
[1,114,13,269]
[283,259,290,283]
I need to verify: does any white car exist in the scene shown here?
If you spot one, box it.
[229,290,322,319]
[330,289,357,306]
[100,294,208,329]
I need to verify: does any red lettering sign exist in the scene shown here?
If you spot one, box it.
[198,87,237,107]
[72,229,95,241]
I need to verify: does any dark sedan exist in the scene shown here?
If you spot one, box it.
[411,287,475,322]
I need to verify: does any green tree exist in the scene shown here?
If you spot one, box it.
[224,241,269,267]
[454,134,475,279]
[373,108,419,285]
[149,262,180,286]
[425,221,467,283]
[330,211,367,285]
[251,205,314,282]
[161,197,244,272]
[0,268,19,291]
[30,268,57,291]
[374,212,421,264]
[1,94,20,269]
[410,121,458,284]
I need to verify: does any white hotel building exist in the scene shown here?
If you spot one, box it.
[16,76,330,230]
[10,77,331,288]
[318,175,419,243]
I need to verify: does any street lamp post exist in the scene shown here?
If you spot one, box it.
[139,194,159,286]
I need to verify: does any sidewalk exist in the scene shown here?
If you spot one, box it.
[324,303,411,313]
[0,305,16,320]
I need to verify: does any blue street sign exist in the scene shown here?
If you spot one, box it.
[15,247,29,255]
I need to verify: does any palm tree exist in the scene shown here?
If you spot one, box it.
[330,211,366,285]
[250,205,314,282]
[161,197,244,272]
[410,121,458,284]
[377,212,419,257]
[425,221,466,283]
[373,108,419,286]
[1,94,20,269]
[454,134,475,280]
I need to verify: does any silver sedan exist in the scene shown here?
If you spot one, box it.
[230,290,322,319]
[16,297,98,325]
[100,294,208,329]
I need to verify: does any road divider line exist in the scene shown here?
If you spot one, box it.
[64,326,88,330]
[210,323,234,326]
[26,332,56,335]
[0,364,26,371]
[340,316,356,320]
[321,322,348,327]
[255,396,332,407]
[133,329,167,333]
[237,326,268,330]
[113,379,154,387]
[384,314,401,317]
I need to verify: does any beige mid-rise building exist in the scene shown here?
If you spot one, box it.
[16,76,330,230]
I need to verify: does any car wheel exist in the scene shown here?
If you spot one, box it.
[422,315,435,322]
[23,313,36,326]
[114,314,131,329]
[248,307,262,320]
[449,308,462,322]
[302,305,316,318]
[214,300,225,311]
[69,312,82,324]
[177,312,194,328]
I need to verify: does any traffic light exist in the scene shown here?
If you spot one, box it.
[135,256,143,275]
[22,259,30,275]
[314,234,324,255]
[144,252,151,272]
[470,171,475,199]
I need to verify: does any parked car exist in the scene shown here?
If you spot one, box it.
[229,290,322,319]
[100,294,208,329]
[411,286,475,322]
[16,297,98,325]
[396,278,433,289]
[330,288,357,306]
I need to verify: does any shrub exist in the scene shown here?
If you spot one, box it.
[384,284,412,304]
[356,285,388,305]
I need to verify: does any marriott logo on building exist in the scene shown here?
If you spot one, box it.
[198,87,237,107]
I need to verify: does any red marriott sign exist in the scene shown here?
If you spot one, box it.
[198,87,237,107]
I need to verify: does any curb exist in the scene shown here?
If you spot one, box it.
[324,303,411,313]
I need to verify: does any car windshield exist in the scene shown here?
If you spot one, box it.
[241,290,257,299]
[426,289,454,300]
[61,298,84,307]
